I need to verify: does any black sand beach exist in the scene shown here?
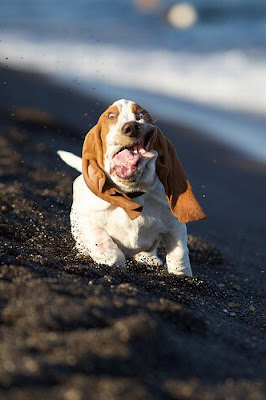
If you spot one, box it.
[0,66,265,399]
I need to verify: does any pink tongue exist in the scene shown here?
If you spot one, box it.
[112,149,141,178]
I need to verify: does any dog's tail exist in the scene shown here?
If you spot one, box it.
[57,150,82,173]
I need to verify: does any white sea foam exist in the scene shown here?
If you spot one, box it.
[1,34,266,161]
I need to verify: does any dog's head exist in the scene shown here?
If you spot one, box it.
[82,99,206,223]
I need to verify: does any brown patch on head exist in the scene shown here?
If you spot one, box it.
[131,103,153,123]
[131,102,140,115]
[97,105,119,157]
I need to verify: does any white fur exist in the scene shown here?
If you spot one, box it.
[58,99,192,276]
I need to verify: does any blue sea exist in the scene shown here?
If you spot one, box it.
[1,0,266,161]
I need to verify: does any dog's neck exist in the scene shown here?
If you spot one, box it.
[124,190,146,199]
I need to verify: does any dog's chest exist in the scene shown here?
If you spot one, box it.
[104,194,170,254]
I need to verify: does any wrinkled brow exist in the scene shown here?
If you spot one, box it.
[131,103,144,114]
[131,103,151,123]
[106,105,119,116]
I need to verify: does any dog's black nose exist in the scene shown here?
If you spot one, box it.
[122,121,141,137]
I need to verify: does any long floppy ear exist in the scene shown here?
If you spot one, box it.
[153,128,206,223]
[82,123,143,220]
[82,123,106,194]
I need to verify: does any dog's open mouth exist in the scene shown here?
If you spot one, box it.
[110,130,155,179]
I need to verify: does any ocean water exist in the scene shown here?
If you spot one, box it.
[0,0,266,161]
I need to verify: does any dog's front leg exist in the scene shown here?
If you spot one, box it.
[89,228,126,267]
[163,222,192,276]
[71,211,126,267]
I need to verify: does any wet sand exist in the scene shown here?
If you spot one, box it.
[0,66,265,399]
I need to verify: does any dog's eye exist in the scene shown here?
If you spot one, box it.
[136,112,144,120]
[108,113,117,119]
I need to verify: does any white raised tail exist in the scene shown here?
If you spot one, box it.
[57,150,82,173]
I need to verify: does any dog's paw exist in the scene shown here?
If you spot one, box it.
[166,257,192,277]
[90,247,126,268]
[134,252,163,267]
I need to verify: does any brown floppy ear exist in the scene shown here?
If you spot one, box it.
[153,128,206,223]
[82,123,107,194]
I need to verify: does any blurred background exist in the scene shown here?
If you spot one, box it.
[1,0,266,162]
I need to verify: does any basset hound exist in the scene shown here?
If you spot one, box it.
[58,99,206,276]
